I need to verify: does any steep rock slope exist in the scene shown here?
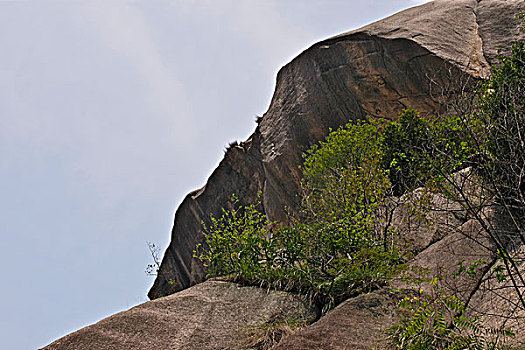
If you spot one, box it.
[149,0,524,299]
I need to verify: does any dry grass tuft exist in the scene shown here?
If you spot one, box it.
[238,319,305,350]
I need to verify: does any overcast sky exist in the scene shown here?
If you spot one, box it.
[0,1,428,349]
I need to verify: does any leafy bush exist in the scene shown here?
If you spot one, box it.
[381,109,477,196]
[381,109,432,195]
[196,121,404,313]
[388,288,514,350]
[298,121,405,309]
[195,194,272,283]
[301,120,390,223]
[195,112,487,315]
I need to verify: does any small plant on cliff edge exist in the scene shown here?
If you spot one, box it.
[145,242,177,289]
[145,241,161,276]
[194,193,272,282]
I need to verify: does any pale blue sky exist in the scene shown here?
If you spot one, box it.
[0,1,427,349]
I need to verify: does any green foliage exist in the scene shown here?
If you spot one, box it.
[301,120,390,222]
[196,113,479,314]
[195,194,272,282]
[388,288,514,350]
[196,196,403,312]
[454,258,487,279]
[297,121,404,309]
[381,109,477,195]
[381,109,431,195]
[196,121,404,313]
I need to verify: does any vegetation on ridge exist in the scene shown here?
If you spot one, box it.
[195,40,524,349]
[196,121,405,314]
[387,41,524,350]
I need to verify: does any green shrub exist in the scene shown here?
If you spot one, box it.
[194,194,272,282]
[388,290,514,350]
[388,270,515,350]
[196,121,404,313]
[301,120,390,223]
[195,114,481,314]
[381,109,431,195]
[381,109,477,196]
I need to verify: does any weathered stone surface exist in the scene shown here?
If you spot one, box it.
[150,0,523,304]
[258,35,460,224]
[42,281,315,350]
[476,0,525,63]
[150,134,266,297]
[272,289,399,350]
[469,245,525,347]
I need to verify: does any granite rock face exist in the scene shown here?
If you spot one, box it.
[45,171,525,349]
[272,289,399,350]
[42,281,315,350]
[149,0,524,300]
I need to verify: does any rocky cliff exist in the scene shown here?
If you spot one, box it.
[43,1,525,349]
[149,0,525,299]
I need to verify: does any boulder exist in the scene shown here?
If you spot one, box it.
[42,281,315,350]
[272,289,399,350]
